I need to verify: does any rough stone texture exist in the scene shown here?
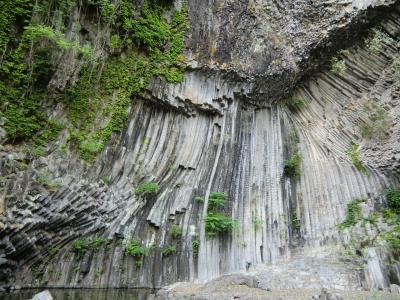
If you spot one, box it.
[30,290,53,300]
[0,0,400,296]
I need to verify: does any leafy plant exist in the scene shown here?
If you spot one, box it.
[384,222,400,249]
[72,239,90,258]
[284,152,302,178]
[367,29,393,55]
[171,224,182,238]
[338,198,366,229]
[386,188,400,214]
[205,212,237,238]
[347,143,368,175]
[162,245,176,257]
[360,100,390,140]
[135,182,160,197]
[125,239,149,258]
[291,212,301,231]
[37,171,62,189]
[208,192,227,211]
[331,57,347,74]
[192,239,199,257]
[72,236,107,258]
[285,96,307,111]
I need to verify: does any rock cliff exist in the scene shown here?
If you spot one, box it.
[0,0,400,296]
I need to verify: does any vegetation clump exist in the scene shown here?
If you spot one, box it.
[338,198,366,229]
[135,182,160,197]
[204,192,237,238]
[367,29,393,55]
[72,236,107,258]
[208,192,227,211]
[37,171,62,190]
[162,245,177,257]
[291,211,301,231]
[347,143,368,175]
[192,239,199,257]
[284,96,307,111]
[125,239,149,258]
[205,212,237,238]
[360,100,390,140]
[171,224,182,238]
[331,57,347,74]
[0,0,188,160]
[284,152,302,178]
[386,188,400,214]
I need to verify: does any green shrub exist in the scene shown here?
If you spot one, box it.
[360,101,390,139]
[135,182,159,197]
[338,198,366,229]
[386,188,400,214]
[367,29,393,55]
[171,224,182,238]
[110,34,122,49]
[72,239,90,258]
[285,96,307,111]
[284,152,302,178]
[72,236,107,258]
[192,239,199,257]
[208,192,227,211]
[205,212,237,238]
[37,171,62,189]
[162,245,176,257]
[125,239,149,258]
[331,57,347,74]
[347,143,368,175]
[384,222,400,249]
[291,212,301,231]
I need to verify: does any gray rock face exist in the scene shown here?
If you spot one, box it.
[0,0,400,295]
[30,290,53,300]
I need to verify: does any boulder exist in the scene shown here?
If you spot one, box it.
[30,290,53,300]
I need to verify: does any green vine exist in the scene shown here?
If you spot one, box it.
[0,0,188,161]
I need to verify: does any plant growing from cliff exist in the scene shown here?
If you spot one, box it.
[171,224,182,238]
[338,198,366,229]
[23,24,92,57]
[204,191,238,238]
[135,182,160,197]
[291,211,301,231]
[37,171,62,190]
[125,239,149,258]
[284,152,302,178]
[347,143,368,175]
[162,245,177,257]
[384,222,400,249]
[72,239,90,258]
[284,96,307,111]
[205,212,237,238]
[360,100,390,140]
[192,239,199,258]
[386,188,400,214]
[72,236,107,258]
[367,29,393,55]
[331,57,347,75]
[208,192,227,211]
[1,0,188,160]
